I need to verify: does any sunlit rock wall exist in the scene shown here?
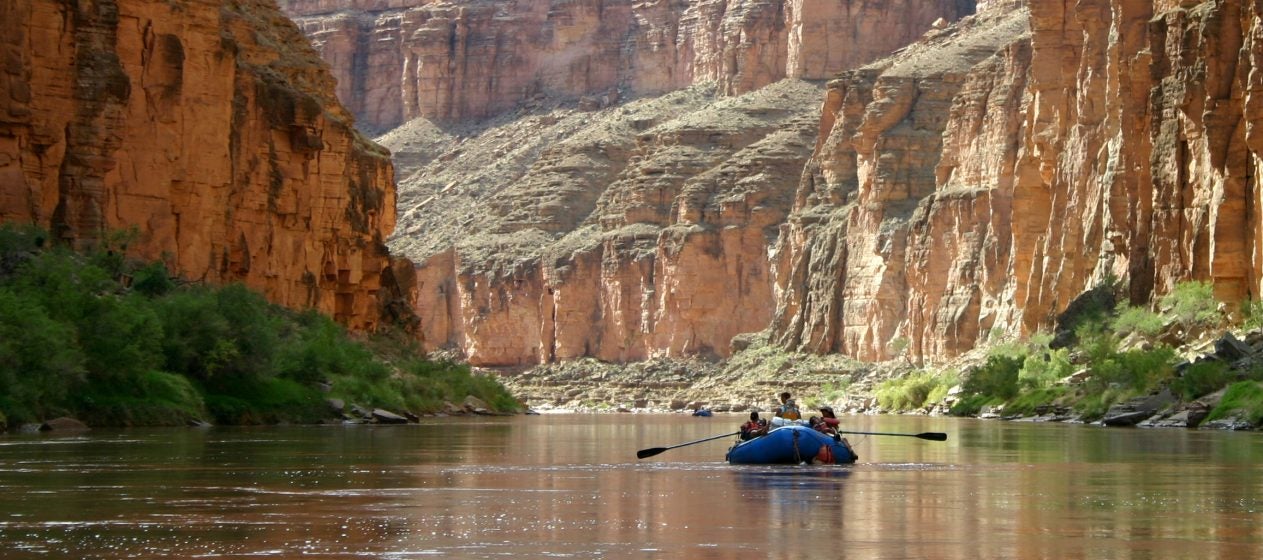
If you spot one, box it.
[774,0,1263,362]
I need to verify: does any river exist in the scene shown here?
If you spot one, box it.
[1,414,1261,559]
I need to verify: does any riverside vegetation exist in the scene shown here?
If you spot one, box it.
[0,225,519,431]
[873,279,1263,428]
[501,278,1263,432]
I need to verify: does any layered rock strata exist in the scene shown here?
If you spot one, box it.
[772,6,1031,362]
[774,0,1263,362]
[0,0,397,330]
[280,0,975,131]
[385,81,824,366]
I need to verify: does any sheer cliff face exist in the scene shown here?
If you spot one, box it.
[774,0,1263,362]
[772,7,1031,362]
[279,0,975,132]
[0,0,396,330]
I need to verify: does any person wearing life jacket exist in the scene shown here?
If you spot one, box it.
[774,392,801,421]
[814,406,840,437]
[739,411,768,440]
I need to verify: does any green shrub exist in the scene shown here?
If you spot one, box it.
[1242,299,1263,331]
[0,288,86,423]
[1019,348,1073,390]
[819,378,852,404]
[1004,387,1068,416]
[875,370,955,411]
[131,261,175,296]
[1161,280,1221,328]
[204,377,324,425]
[1085,345,1176,394]
[75,370,206,426]
[1205,382,1263,425]
[962,354,1022,400]
[1075,385,1128,420]
[1171,360,1232,401]
[1112,304,1165,337]
[1075,320,1118,364]
[275,311,389,385]
[949,394,998,416]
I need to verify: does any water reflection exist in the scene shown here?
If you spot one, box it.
[1,416,1262,558]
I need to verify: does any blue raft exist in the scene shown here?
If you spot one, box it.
[725,425,858,465]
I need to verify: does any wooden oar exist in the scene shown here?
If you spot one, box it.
[636,431,741,459]
[837,430,948,441]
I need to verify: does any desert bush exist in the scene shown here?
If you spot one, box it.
[962,354,1023,401]
[876,370,955,411]
[1112,303,1165,338]
[1160,280,1221,328]
[1171,360,1232,401]
[1205,382,1263,425]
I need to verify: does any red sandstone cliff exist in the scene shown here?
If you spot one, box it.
[774,0,1263,362]
[0,0,397,330]
[279,0,975,131]
[355,1,975,367]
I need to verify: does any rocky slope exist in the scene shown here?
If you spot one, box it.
[385,80,825,366]
[279,0,975,132]
[0,0,398,330]
[773,0,1263,363]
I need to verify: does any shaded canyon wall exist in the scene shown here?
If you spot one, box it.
[0,0,399,330]
[279,0,976,131]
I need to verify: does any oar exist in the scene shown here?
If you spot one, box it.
[837,430,948,441]
[636,431,740,459]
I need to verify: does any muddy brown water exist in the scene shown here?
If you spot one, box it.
[2,415,1261,558]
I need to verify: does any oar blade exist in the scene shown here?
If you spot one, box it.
[636,447,667,459]
[917,432,948,441]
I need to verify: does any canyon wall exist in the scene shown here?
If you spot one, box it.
[389,81,825,366]
[773,0,1263,362]
[360,0,976,367]
[0,0,398,330]
[279,0,975,131]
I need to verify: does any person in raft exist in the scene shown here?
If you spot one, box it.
[774,392,801,421]
[813,406,841,437]
[739,411,769,440]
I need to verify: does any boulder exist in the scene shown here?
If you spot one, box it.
[326,398,346,415]
[1101,389,1175,427]
[40,417,90,433]
[1214,332,1254,362]
[463,395,490,412]
[1101,410,1152,427]
[371,409,410,424]
[1201,414,1254,431]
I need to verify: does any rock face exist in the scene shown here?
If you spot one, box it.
[346,1,976,367]
[387,81,825,366]
[773,6,1031,361]
[279,0,975,132]
[0,0,398,330]
[774,0,1263,362]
